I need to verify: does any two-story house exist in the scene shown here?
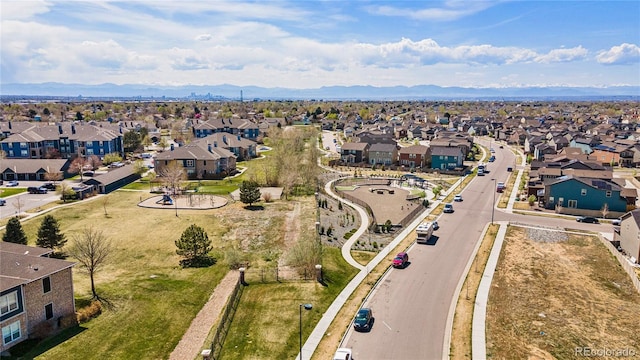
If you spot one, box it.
[543,175,634,215]
[191,118,260,141]
[154,142,237,180]
[615,209,640,264]
[368,143,398,166]
[398,145,430,169]
[430,145,464,170]
[340,142,369,164]
[195,133,257,161]
[1,242,76,352]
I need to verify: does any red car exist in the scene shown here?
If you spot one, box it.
[392,252,408,268]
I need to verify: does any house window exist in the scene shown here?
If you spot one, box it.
[549,196,554,204]
[43,277,51,293]
[185,160,194,167]
[581,189,587,196]
[2,320,21,345]
[0,291,18,315]
[558,197,564,206]
[20,142,27,149]
[568,199,577,208]
[20,150,28,157]
[606,191,612,197]
[8,150,13,157]
[45,303,53,320]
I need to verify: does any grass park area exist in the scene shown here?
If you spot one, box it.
[2,187,356,360]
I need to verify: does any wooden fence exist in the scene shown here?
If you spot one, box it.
[598,234,640,294]
[211,278,243,360]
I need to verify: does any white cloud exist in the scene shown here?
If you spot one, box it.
[366,1,502,21]
[195,34,212,41]
[534,46,588,63]
[0,0,52,20]
[596,43,640,65]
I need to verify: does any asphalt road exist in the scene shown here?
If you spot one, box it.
[342,141,605,359]
[0,183,60,219]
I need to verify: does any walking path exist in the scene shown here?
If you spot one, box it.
[169,270,239,360]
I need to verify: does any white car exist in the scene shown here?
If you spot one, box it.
[454,194,463,202]
[612,218,622,226]
[333,348,353,360]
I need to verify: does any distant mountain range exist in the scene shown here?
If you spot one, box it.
[2,82,639,101]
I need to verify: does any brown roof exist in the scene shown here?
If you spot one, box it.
[0,242,75,292]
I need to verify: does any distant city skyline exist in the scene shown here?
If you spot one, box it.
[1,1,639,89]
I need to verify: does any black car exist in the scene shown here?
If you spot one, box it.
[42,182,57,190]
[27,186,48,194]
[576,216,599,224]
[353,308,373,332]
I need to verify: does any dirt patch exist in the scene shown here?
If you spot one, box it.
[487,226,640,359]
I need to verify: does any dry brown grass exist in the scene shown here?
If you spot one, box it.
[450,224,499,360]
[351,250,376,266]
[487,227,640,359]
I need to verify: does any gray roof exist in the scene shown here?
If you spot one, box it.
[2,159,69,174]
[83,164,138,186]
[0,242,75,292]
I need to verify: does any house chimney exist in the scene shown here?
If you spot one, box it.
[170,144,174,151]
[223,135,227,144]
[207,143,212,152]
[58,125,63,134]
[71,125,76,134]
[213,141,217,148]
[8,121,11,130]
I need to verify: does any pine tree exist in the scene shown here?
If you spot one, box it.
[3,217,27,245]
[175,224,214,267]
[239,180,261,206]
[36,215,67,255]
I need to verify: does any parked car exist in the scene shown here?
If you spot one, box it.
[443,203,454,213]
[477,169,485,176]
[499,145,504,149]
[28,186,48,194]
[353,308,374,332]
[576,216,599,224]
[488,155,496,162]
[454,194,463,202]
[490,148,495,153]
[392,252,409,268]
[333,348,353,360]
[612,218,622,226]
[6,180,19,187]
[0,198,6,206]
[42,182,57,190]
[496,182,506,193]
[507,167,513,172]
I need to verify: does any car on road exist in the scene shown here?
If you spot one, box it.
[496,182,506,193]
[477,169,485,176]
[28,186,48,194]
[454,194,463,202]
[325,146,330,150]
[392,252,409,268]
[0,198,6,206]
[499,145,504,148]
[488,155,496,162]
[432,220,439,230]
[333,348,353,360]
[6,180,18,187]
[612,218,622,226]
[353,308,373,332]
[490,148,495,153]
[576,216,599,224]
[443,203,454,213]
[507,166,513,172]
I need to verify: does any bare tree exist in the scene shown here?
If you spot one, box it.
[102,196,109,216]
[85,155,102,170]
[68,227,114,300]
[69,156,86,181]
[12,197,24,216]
[58,181,76,203]
[44,169,63,184]
[601,203,610,219]
[159,161,186,194]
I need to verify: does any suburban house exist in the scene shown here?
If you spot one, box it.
[154,141,237,180]
[191,118,260,141]
[430,145,464,170]
[1,242,76,352]
[0,159,70,181]
[0,122,124,159]
[615,209,640,264]
[398,145,430,169]
[82,164,141,194]
[340,142,369,164]
[542,175,634,215]
[368,143,398,166]
[194,133,257,161]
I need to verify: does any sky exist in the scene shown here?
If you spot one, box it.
[1,0,639,89]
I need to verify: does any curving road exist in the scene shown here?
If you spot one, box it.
[341,141,605,359]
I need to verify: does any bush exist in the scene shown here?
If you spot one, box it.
[77,300,102,324]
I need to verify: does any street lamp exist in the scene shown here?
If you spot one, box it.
[491,178,496,224]
[299,303,313,360]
